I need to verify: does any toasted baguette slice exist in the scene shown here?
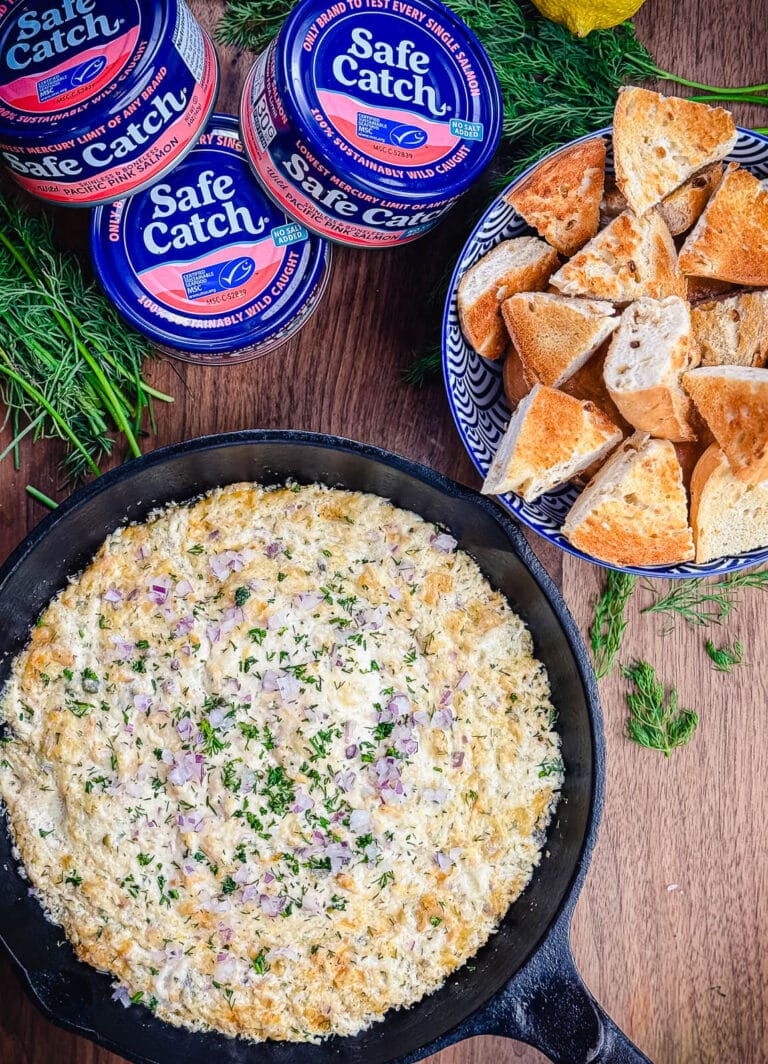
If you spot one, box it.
[482,384,622,502]
[562,433,695,566]
[501,292,618,387]
[679,164,768,286]
[603,296,699,442]
[690,444,768,562]
[550,209,685,303]
[657,163,723,236]
[683,366,768,483]
[505,138,606,256]
[458,238,559,360]
[692,291,768,368]
[613,88,736,216]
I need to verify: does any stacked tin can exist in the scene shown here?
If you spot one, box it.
[0,0,502,359]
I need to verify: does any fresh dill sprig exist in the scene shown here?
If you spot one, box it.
[402,342,442,387]
[216,0,292,52]
[590,571,637,679]
[706,639,745,673]
[642,569,768,628]
[621,660,698,756]
[0,195,173,480]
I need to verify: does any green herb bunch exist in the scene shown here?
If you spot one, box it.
[0,196,173,481]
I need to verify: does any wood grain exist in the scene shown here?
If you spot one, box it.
[1,0,767,1061]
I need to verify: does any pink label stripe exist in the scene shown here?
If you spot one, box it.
[317,89,459,167]
[0,27,140,114]
[137,241,284,317]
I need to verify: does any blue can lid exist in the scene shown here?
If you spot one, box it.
[275,0,502,203]
[0,0,167,137]
[90,113,331,359]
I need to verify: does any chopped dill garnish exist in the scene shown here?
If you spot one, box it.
[642,569,768,628]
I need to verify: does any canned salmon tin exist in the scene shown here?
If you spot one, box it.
[240,0,502,248]
[90,113,331,364]
[0,0,219,206]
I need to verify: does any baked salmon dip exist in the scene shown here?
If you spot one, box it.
[0,483,562,1042]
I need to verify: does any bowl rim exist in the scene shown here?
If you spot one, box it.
[442,124,768,578]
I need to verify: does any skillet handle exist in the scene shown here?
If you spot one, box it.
[485,920,652,1063]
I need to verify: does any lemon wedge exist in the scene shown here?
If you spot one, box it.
[531,0,645,36]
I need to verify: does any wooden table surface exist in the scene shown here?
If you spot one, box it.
[1,1,767,1061]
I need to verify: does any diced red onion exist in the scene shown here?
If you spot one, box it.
[292,787,314,813]
[207,707,226,728]
[412,709,429,727]
[440,689,453,707]
[261,669,280,692]
[220,607,244,635]
[451,751,465,769]
[133,693,152,712]
[214,951,237,982]
[103,587,123,604]
[455,671,471,692]
[325,842,351,874]
[241,884,259,904]
[260,894,287,917]
[297,591,325,610]
[209,551,244,580]
[160,748,174,765]
[277,674,301,701]
[136,545,151,561]
[148,577,174,606]
[432,708,454,730]
[205,623,221,644]
[267,610,289,631]
[264,542,282,558]
[388,693,411,717]
[174,616,194,638]
[430,532,458,553]
[345,744,357,759]
[334,770,356,793]
[112,986,132,1008]
[264,871,275,884]
[175,579,193,598]
[434,851,453,871]
[176,718,193,740]
[388,586,402,602]
[233,865,250,885]
[349,808,371,833]
[219,926,233,944]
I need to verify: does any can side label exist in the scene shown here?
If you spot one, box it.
[0,25,218,203]
[0,0,142,115]
[172,0,205,82]
[242,57,456,246]
[119,133,309,320]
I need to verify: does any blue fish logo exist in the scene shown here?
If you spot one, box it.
[217,257,255,289]
[70,55,107,87]
[389,124,428,149]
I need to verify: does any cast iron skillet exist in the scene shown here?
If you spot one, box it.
[0,430,651,1064]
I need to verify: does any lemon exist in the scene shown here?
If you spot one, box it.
[530,0,646,36]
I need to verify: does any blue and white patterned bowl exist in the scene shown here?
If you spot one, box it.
[442,127,768,578]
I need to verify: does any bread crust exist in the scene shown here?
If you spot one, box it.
[550,209,685,303]
[458,239,559,360]
[683,366,768,483]
[505,138,606,256]
[678,164,768,286]
[613,87,736,216]
[562,434,694,566]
